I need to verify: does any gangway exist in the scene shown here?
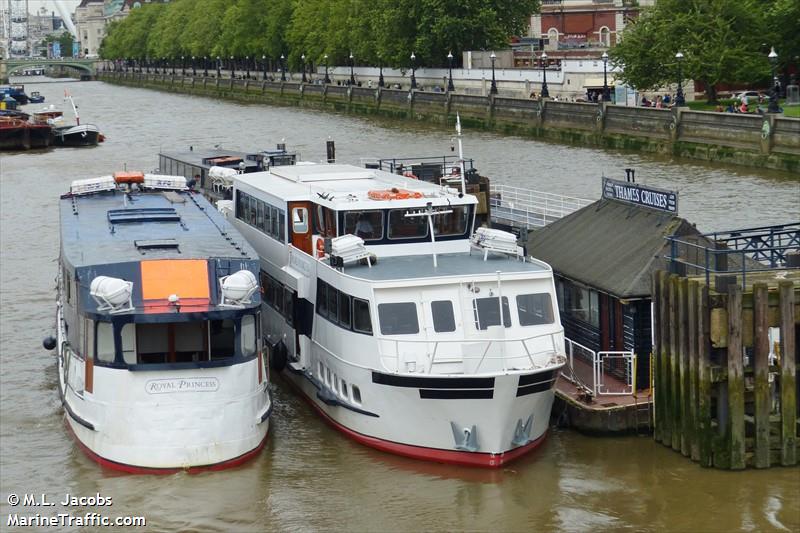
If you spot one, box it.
[489,183,592,230]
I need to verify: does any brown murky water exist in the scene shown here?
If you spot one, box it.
[1,78,798,532]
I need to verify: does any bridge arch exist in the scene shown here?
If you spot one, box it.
[1,59,96,82]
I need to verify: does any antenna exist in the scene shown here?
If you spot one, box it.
[456,114,466,196]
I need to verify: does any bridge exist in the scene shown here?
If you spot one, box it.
[0,58,99,83]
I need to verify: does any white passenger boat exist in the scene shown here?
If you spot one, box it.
[46,171,271,473]
[226,150,566,467]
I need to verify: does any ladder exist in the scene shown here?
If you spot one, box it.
[633,392,652,435]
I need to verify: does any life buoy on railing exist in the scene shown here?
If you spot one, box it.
[402,171,418,180]
[316,238,326,258]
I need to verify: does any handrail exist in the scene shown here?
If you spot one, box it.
[564,337,635,396]
[376,329,566,375]
[489,183,593,229]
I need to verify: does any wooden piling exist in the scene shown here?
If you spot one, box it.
[727,284,746,470]
[670,275,681,452]
[659,271,672,447]
[697,283,713,467]
[652,271,663,443]
[687,279,700,461]
[779,280,797,466]
[679,277,690,456]
[753,283,771,468]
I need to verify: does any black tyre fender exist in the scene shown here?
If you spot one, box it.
[270,340,287,372]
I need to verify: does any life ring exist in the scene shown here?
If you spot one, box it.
[316,238,325,258]
[402,171,418,180]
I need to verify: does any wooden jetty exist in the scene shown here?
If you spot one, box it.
[652,269,798,469]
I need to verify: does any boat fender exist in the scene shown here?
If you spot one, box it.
[42,335,57,351]
[270,341,287,372]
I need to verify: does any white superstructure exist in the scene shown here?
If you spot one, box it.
[230,162,566,467]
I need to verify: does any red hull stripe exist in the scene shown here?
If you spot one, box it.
[64,419,268,475]
[282,374,547,468]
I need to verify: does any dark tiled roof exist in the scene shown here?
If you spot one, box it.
[527,199,699,298]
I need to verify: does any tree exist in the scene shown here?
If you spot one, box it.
[59,31,74,57]
[610,0,771,103]
[764,0,800,87]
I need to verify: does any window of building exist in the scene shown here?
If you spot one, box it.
[560,282,600,328]
[474,297,511,330]
[431,300,456,332]
[378,302,419,335]
[516,293,554,326]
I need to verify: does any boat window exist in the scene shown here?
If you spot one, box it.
[353,298,373,335]
[137,323,169,363]
[327,285,339,322]
[340,379,348,398]
[174,322,206,362]
[378,302,419,335]
[388,209,428,240]
[517,293,555,326]
[209,319,236,360]
[241,315,257,358]
[280,210,286,243]
[431,300,456,332]
[264,200,272,233]
[292,207,309,234]
[315,205,336,237]
[84,318,94,360]
[343,210,383,241]
[474,297,512,330]
[284,287,294,326]
[248,196,258,226]
[338,293,352,329]
[121,323,136,364]
[433,206,470,236]
[256,200,265,232]
[317,279,328,318]
[270,206,280,238]
[97,322,115,363]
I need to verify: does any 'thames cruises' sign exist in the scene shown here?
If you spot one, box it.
[602,177,678,213]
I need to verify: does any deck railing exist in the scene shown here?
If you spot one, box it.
[489,183,593,229]
[564,337,635,396]
[377,330,566,375]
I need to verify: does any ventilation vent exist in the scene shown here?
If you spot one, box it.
[134,239,180,252]
[108,208,180,224]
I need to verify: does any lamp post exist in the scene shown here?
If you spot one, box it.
[447,51,454,92]
[324,54,330,84]
[768,46,780,113]
[601,51,610,101]
[280,54,286,81]
[230,56,235,78]
[171,57,175,75]
[245,56,250,79]
[410,52,417,89]
[180,56,184,75]
[378,54,385,87]
[540,51,549,98]
[349,52,355,85]
[203,56,208,77]
[674,51,685,106]
[216,56,221,78]
[489,51,498,95]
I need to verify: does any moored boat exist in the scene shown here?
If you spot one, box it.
[29,91,45,104]
[52,123,101,147]
[46,171,271,473]
[0,115,51,150]
[223,134,566,467]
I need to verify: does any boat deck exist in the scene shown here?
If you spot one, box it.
[340,251,550,282]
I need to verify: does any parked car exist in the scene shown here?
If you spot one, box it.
[735,91,767,102]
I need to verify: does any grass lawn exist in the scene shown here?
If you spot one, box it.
[686,99,799,118]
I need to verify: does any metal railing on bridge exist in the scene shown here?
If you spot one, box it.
[489,183,593,230]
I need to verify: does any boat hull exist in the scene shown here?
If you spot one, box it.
[280,359,560,468]
[0,123,51,150]
[53,124,100,147]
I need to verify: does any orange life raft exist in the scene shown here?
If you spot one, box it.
[367,188,423,201]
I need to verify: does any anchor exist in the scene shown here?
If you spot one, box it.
[511,415,534,447]
[450,422,479,452]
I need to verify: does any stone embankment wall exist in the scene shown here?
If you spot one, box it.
[99,72,800,174]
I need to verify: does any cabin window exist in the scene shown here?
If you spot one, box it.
[270,206,280,238]
[209,319,236,360]
[264,200,273,233]
[315,205,336,237]
[388,210,428,240]
[174,322,205,362]
[137,323,169,363]
[241,315,257,358]
[517,293,555,326]
[292,207,309,234]
[474,297,511,330]
[353,298,373,335]
[96,321,115,363]
[378,302,419,335]
[343,210,383,240]
[431,300,456,332]
[317,279,328,318]
[248,196,258,226]
[284,288,295,326]
[256,200,265,231]
[340,379,348,398]
[121,323,136,364]
[433,206,469,236]
[338,293,352,329]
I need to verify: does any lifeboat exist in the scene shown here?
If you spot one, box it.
[367,187,423,201]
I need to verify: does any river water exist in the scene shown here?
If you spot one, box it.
[1,78,798,532]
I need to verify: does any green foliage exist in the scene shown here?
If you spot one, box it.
[100,0,539,69]
[610,0,796,102]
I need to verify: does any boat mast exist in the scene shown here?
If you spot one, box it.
[456,114,466,196]
[65,91,80,125]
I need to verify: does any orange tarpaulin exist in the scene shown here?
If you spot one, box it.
[141,259,209,300]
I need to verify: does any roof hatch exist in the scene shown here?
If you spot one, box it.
[108,208,181,224]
